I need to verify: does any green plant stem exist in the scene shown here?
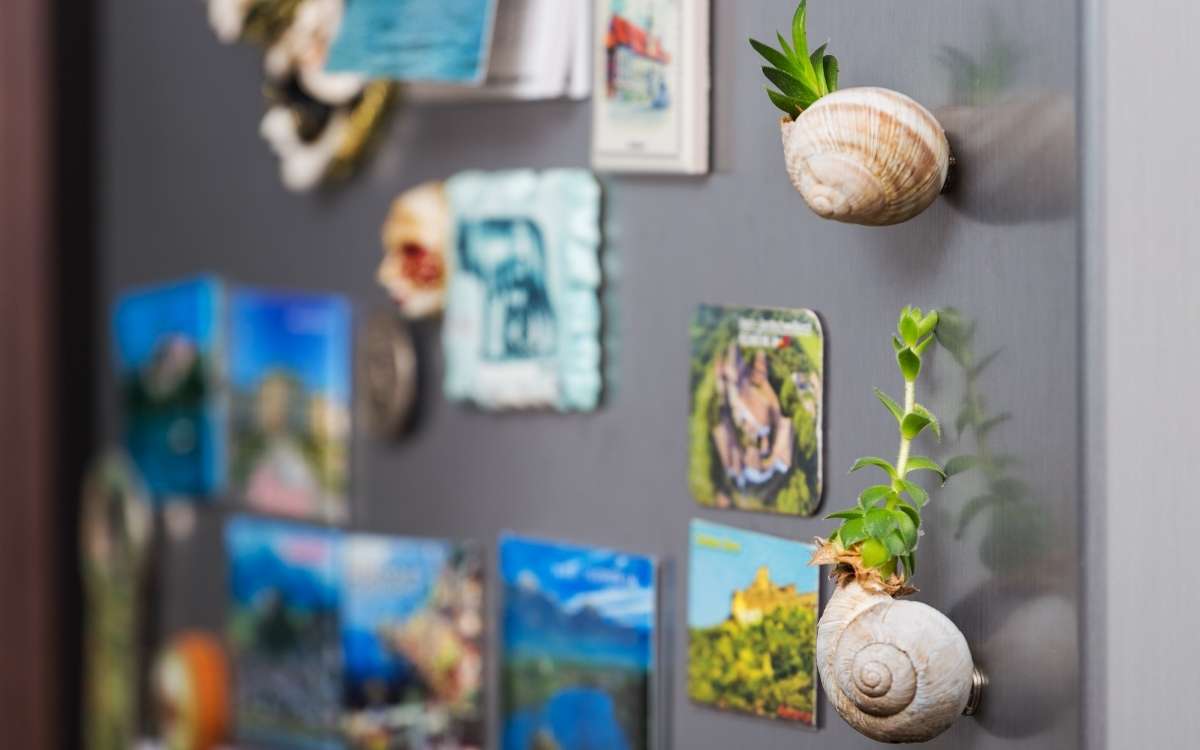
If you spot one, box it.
[895,380,916,479]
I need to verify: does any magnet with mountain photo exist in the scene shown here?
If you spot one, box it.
[688,305,824,516]
[499,534,659,750]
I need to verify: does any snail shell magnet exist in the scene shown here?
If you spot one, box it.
[781,87,952,226]
[817,580,979,743]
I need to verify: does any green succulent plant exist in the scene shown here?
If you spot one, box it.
[749,0,840,120]
[823,307,954,585]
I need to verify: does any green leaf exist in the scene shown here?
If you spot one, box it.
[914,333,935,356]
[898,478,929,507]
[791,0,811,61]
[864,508,897,538]
[901,411,931,440]
[896,501,921,529]
[884,530,908,557]
[918,310,940,338]
[944,454,978,477]
[893,509,919,548]
[762,67,815,101]
[839,517,868,547]
[749,37,794,73]
[766,88,806,117]
[912,403,941,440]
[860,537,892,569]
[775,32,797,64]
[897,347,921,381]
[825,509,863,521]
[849,456,897,479]
[899,314,920,346]
[905,456,947,482]
[809,43,829,95]
[859,484,895,509]
[824,54,839,91]
[874,388,904,426]
[902,552,917,576]
[892,335,904,353]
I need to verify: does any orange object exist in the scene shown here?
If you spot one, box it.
[153,632,231,750]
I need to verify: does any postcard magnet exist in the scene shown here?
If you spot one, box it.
[687,519,819,727]
[689,305,824,516]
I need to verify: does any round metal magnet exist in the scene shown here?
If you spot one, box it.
[356,309,418,438]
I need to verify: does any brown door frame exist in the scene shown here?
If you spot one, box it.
[0,0,58,746]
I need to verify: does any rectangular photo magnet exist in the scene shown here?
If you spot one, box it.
[689,305,824,516]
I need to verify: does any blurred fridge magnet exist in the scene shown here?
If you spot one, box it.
[112,276,226,502]
[689,305,824,516]
[355,310,418,439]
[341,534,484,748]
[153,632,231,750]
[205,0,395,191]
[81,450,154,750]
[403,0,591,102]
[225,517,343,748]
[326,0,498,83]
[591,0,711,174]
[378,181,451,319]
[443,169,603,412]
[228,288,352,523]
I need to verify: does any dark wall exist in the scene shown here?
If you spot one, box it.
[98,1,1082,748]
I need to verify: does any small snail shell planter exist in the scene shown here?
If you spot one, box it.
[754,1,952,226]
[781,88,952,226]
[816,579,980,743]
[805,306,984,743]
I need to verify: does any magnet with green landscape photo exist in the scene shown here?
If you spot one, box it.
[688,305,824,516]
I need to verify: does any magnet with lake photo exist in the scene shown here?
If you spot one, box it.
[499,534,659,750]
[689,305,824,516]
[687,519,819,728]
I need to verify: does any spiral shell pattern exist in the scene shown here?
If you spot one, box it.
[817,580,975,743]
[780,87,951,226]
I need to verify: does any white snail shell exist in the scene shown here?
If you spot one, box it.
[780,87,951,226]
[817,580,975,743]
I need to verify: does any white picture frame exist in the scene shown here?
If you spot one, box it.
[591,0,711,174]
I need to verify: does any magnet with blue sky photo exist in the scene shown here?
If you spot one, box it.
[112,275,226,501]
[228,288,352,523]
[326,0,498,83]
[688,305,824,516]
[687,519,819,727]
[499,534,657,750]
[226,515,343,749]
[341,533,484,749]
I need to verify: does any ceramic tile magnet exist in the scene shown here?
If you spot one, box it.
[443,169,603,412]
[689,305,825,516]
